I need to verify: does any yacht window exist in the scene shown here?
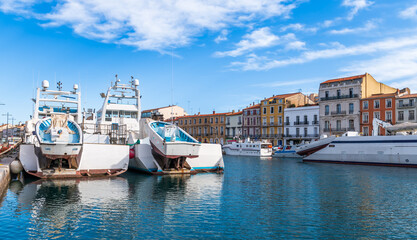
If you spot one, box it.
[105,111,111,118]
[131,112,138,118]
[125,111,131,118]
[119,111,125,118]
[112,111,119,118]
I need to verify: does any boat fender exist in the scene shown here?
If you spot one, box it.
[10,160,23,175]
[129,148,135,159]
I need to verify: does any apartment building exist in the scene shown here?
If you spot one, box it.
[226,111,243,141]
[283,105,319,144]
[242,104,261,139]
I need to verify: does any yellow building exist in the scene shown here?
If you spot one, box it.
[260,93,314,145]
[176,111,229,144]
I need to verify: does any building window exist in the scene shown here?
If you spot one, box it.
[304,115,308,123]
[278,116,282,125]
[278,106,282,113]
[304,128,308,137]
[349,88,353,98]
[374,111,380,120]
[324,121,329,131]
[363,113,369,123]
[204,118,207,123]
[286,116,289,125]
[409,110,415,121]
[286,128,289,136]
[336,104,341,113]
[374,100,380,109]
[180,120,183,125]
[296,116,300,124]
[363,127,369,136]
[325,105,329,115]
[386,111,392,122]
[296,128,300,137]
[386,99,392,108]
[263,107,266,114]
[263,117,267,126]
[336,120,341,130]
[253,110,256,115]
[221,117,224,123]
[215,117,218,123]
[337,89,341,98]
[194,119,196,124]
[270,116,274,124]
[314,115,318,124]
[411,99,415,107]
[210,118,213,123]
[363,101,368,110]
[349,119,354,130]
[349,103,354,114]
[325,91,329,98]
[399,100,404,107]
[270,107,274,114]
[398,111,404,121]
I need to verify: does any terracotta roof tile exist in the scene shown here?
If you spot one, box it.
[243,104,261,110]
[226,111,243,116]
[362,93,397,100]
[264,92,300,101]
[399,93,417,98]
[321,74,366,84]
[176,112,230,118]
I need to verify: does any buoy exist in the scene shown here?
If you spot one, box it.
[129,148,135,159]
[10,160,23,175]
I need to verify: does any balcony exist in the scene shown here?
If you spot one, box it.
[320,94,359,101]
[312,120,319,125]
[331,111,346,116]
[294,121,309,125]
[323,127,347,132]
[285,122,290,126]
[285,134,319,138]
[397,103,415,109]
[261,134,283,138]
[226,122,230,125]
[238,121,242,125]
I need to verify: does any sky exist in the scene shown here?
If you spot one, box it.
[1,0,417,123]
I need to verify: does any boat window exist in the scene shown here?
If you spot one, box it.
[97,112,102,118]
[119,110,125,118]
[125,111,131,118]
[112,111,119,117]
[131,112,138,118]
[105,111,111,117]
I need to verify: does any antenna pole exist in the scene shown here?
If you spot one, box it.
[171,47,174,123]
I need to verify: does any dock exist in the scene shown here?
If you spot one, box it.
[0,145,20,198]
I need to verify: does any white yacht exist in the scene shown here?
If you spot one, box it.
[90,76,224,174]
[304,119,417,167]
[223,140,272,157]
[19,80,129,179]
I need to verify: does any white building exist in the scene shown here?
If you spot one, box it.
[396,94,417,124]
[284,105,319,144]
[141,105,187,121]
[226,111,243,141]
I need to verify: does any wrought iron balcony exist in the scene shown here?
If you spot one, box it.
[294,121,309,125]
[320,94,359,101]
[331,111,346,116]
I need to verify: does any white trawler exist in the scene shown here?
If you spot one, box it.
[303,118,417,167]
[90,76,224,174]
[19,80,129,179]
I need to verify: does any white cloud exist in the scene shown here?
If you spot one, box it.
[0,0,299,52]
[285,40,306,50]
[328,21,376,34]
[400,4,417,20]
[281,23,317,33]
[214,27,281,57]
[231,35,417,71]
[342,0,373,20]
[214,29,228,43]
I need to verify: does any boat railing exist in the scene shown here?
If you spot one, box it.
[81,123,128,144]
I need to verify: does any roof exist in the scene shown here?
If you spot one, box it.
[226,111,243,116]
[284,104,319,111]
[399,94,417,99]
[142,105,177,113]
[321,74,366,84]
[362,93,397,100]
[264,92,300,101]
[176,112,230,119]
[243,103,261,110]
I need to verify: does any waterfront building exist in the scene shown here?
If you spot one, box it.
[141,105,187,121]
[395,93,417,126]
[360,88,409,136]
[225,110,243,142]
[283,105,319,145]
[177,111,229,144]
[319,73,397,136]
[242,104,261,140]
[260,93,315,146]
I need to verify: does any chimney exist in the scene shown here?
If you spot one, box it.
[232,110,235,113]
[213,110,215,114]
[198,112,200,115]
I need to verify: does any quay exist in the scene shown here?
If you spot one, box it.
[0,145,20,198]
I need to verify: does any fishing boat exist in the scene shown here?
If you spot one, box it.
[272,145,302,158]
[147,121,201,158]
[303,119,417,167]
[19,80,129,179]
[222,140,272,157]
[88,76,224,175]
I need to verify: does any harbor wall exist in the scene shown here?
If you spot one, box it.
[0,162,10,200]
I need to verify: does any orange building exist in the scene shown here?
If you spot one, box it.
[176,111,229,144]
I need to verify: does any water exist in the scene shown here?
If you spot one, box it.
[2,156,417,239]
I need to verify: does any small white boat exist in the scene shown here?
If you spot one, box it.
[273,145,302,158]
[223,140,272,157]
[147,121,201,159]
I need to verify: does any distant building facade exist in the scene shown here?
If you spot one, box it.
[177,111,228,144]
[142,105,187,121]
[226,111,243,141]
[319,73,397,136]
[242,104,261,139]
[260,93,315,145]
[396,93,417,125]
[284,105,319,144]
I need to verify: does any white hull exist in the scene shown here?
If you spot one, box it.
[20,143,129,178]
[129,138,223,174]
[296,136,336,156]
[39,143,82,157]
[273,152,301,158]
[304,135,417,167]
[223,146,272,157]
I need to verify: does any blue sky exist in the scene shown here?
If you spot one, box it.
[1,0,417,123]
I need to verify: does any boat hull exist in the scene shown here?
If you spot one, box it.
[39,143,82,159]
[272,151,302,158]
[223,146,272,157]
[296,136,336,156]
[20,143,129,179]
[303,135,417,167]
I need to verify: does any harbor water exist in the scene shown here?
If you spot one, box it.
[2,156,417,239]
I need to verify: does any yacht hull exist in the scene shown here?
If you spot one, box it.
[303,135,417,167]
